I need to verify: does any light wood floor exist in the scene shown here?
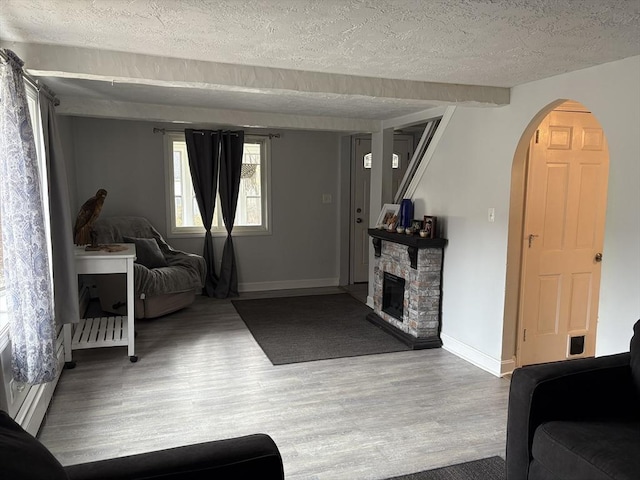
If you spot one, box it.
[38,287,510,480]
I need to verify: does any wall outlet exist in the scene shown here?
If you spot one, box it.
[322,194,332,204]
[488,208,495,222]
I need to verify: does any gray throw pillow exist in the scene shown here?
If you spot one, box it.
[122,236,168,269]
[630,319,640,396]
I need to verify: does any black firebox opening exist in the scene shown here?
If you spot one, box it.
[382,272,405,321]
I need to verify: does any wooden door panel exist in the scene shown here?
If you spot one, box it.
[569,272,592,330]
[542,165,569,250]
[536,276,561,334]
[548,126,573,149]
[360,229,369,265]
[575,164,602,248]
[582,128,604,151]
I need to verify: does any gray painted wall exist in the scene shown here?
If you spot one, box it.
[67,117,345,290]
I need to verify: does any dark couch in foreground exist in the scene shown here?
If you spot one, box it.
[0,411,284,479]
[506,320,640,480]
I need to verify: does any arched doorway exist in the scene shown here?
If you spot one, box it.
[503,100,610,367]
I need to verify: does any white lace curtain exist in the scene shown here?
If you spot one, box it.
[0,50,57,384]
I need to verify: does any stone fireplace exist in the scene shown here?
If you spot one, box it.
[367,229,447,349]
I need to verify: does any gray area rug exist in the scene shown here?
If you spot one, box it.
[231,293,410,365]
[387,456,505,480]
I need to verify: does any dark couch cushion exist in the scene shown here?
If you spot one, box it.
[123,236,168,269]
[64,433,284,480]
[0,410,69,480]
[630,320,640,396]
[532,420,640,480]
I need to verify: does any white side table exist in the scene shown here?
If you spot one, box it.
[64,244,138,365]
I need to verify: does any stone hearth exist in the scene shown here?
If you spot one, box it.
[367,229,447,349]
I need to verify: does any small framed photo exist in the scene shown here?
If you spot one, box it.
[375,203,400,227]
[423,216,437,238]
[411,219,423,232]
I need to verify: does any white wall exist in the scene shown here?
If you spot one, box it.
[68,117,344,290]
[411,56,640,375]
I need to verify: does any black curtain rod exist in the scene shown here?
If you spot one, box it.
[152,127,280,139]
[0,49,60,106]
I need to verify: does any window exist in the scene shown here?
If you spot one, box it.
[363,153,400,169]
[165,132,270,236]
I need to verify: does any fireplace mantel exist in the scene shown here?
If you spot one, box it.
[368,229,447,269]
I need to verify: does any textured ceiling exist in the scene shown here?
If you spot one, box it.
[1,0,639,125]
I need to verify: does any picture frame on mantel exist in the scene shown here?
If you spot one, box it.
[411,219,423,232]
[423,216,437,238]
[375,203,400,227]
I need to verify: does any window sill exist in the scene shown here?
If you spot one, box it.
[167,227,272,239]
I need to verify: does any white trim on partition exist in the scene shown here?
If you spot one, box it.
[403,106,456,200]
[381,106,449,131]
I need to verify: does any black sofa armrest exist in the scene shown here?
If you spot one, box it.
[64,433,284,480]
[506,352,637,480]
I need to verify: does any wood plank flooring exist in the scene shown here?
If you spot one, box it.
[38,287,510,480]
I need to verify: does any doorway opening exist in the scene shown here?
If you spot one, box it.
[348,119,443,287]
[349,133,415,285]
[503,99,610,369]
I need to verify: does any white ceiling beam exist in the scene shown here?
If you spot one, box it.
[5,42,510,107]
[56,96,380,133]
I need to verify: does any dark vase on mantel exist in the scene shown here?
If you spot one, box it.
[399,199,414,228]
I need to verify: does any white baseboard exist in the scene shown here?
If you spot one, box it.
[366,295,374,309]
[441,333,504,378]
[239,278,340,293]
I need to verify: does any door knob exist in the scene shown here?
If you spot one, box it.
[595,252,603,262]
[356,218,363,223]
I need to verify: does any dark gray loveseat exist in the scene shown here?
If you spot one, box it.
[92,216,206,319]
[0,411,284,479]
[506,320,640,480]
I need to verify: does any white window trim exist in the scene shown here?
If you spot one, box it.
[164,131,272,238]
